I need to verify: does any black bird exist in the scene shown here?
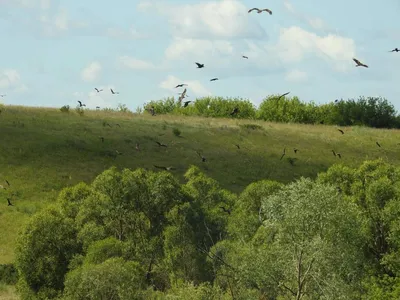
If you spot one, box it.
[154,165,175,171]
[337,129,344,134]
[99,136,104,143]
[332,150,336,156]
[156,141,167,147]
[183,101,191,108]
[337,153,342,159]
[277,92,290,100]
[376,141,381,147]
[353,58,368,68]
[195,62,204,68]
[7,198,13,206]
[77,101,86,107]
[390,48,400,52]
[242,55,248,59]
[5,180,10,187]
[110,88,119,94]
[196,151,206,162]
[230,107,239,116]
[96,106,100,109]
[280,148,286,160]
[235,144,240,149]
[210,78,219,81]
[175,84,187,88]
[334,99,339,103]
[94,88,103,92]
[293,148,299,154]
[219,206,231,215]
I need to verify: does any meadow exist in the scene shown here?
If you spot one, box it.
[1,102,400,299]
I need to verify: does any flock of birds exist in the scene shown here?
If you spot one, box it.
[3,6,398,208]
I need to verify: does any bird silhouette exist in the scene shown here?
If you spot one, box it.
[183,101,191,108]
[94,88,103,92]
[5,180,10,187]
[99,136,104,143]
[96,106,100,109]
[248,8,272,14]
[353,58,368,68]
[235,144,240,149]
[110,88,119,94]
[195,62,204,68]
[242,55,248,59]
[230,107,239,116]
[196,151,206,162]
[178,88,187,104]
[337,129,344,134]
[154,165,176,171]
[337,153,342,159]
[390,48,400,52]
[332,150,336,157]
[210,78,219,81]
[7,198,13,206]
[219,206,231,215]
[280,148,286,160]
[77,101,86,107]
[376,141,381,147]
[156,141,167,147]
[293,148,299,154]
[277,92,290,100]
[175,84,187,88]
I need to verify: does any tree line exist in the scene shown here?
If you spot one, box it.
[143,95,400,129]
[4,159,400,299]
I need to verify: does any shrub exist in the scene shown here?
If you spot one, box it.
[0,264,18,285]
[60,105,70,113]
[172,128,181,137]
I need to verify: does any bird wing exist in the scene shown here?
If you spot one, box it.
[353,58,361,65]
[248,8,259,13]
[262,8,272,14]
[195,62,201,67]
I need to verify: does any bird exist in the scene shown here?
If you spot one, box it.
[389,48,400,52]
[337,129,344,134]
[154,165,176,171]
[280,148,286,160]
[230,107,239,116]
[183,101,191,108]
[96,106,100,109]
[196,151,206,162]
[110,88,119,94]
[248,8,272,15]
[353,58,368,68]
[242,55,248,59]
[94,88,103,93]
[178,88,187,104]
[376,141,381,147]
[195,62,204,68]
[0,94,6,97]
[99,136,104,143]
[156,141,167,147]
[7,198,13,206]
[116,124,121,128]
[235,144,240,149]
[175,84,187,88]
[77,101,86,107]
[219,206,231,215]
[210,78,219,81]
[337,153,342,159]
[146,106,155,116]
[5,180,10,186]
[293,148,299,154]
[277,92,290,100]
[332,150,336,157]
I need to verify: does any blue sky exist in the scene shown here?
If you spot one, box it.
[1,0,400,111]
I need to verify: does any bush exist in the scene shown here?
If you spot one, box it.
[0,264,18,285]
[172,128,181,137]
[60,105,70,113]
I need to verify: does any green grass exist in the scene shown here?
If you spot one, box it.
[0,284,18,300]
[1,105,400,265]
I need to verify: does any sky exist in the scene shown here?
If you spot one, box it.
[1,0,400,111]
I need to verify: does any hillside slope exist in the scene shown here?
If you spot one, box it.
[0,105,399,264]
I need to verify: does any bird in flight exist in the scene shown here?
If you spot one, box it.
[7,198,13,206]
[210,78,219,81]
[77,101,86,107]
[175,84,187,88]
[99,136,104,143]
[353,58,368,68]
[277,92,290,100]
[242,55,248,59]
[156,141,167,147]
[110,88,119,94]
[248,8,272,15]
[183,100,191,108]
[219,206,231,215]
[195,62,204,68]
[94,88,103,93]
[293,148,299,154]
[280,148,286,160]
[337,129,344,134]
[154,165,176,171]
[376,141,381,147]
[389,48,399,52]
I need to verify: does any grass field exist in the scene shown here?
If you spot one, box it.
[1,105,400,269]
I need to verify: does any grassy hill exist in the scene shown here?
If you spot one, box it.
[1,105,400,266]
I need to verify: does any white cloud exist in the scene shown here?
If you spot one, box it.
[105,27,148,40]
[117,56,156,70]
[159,75,212,97]
[81,62,102,82]
[285,69,308,82]
[137,0,267,40]
[0,69,28,93]
[165,38,234,60]
[273,26,356,71]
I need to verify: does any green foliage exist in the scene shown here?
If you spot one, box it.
[75,106,84,116]
[60,105,70,113]
[0,264,18,285]
[172,127,181,137]
[143,94,400,128]
[116,103,130,113]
